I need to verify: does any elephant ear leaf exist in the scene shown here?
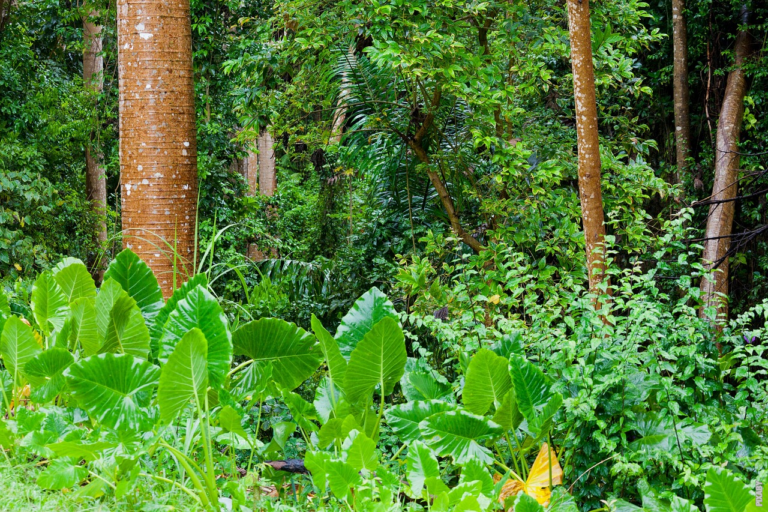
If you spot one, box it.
[53,261,96,303]
[70,298,99,356]
[31,271,69,336]
[158,328,208,424]
[159,285,231,388]
[344,317,406,405]
[463,348,511,415]
[510,354,561,436]
[312,314,346,394]
[64,353,160,432]
[419,410,501,465]
[233,317,321,391]
[103,249,164,322]
[149,273,208,358]
[24,348,74,403]
[36,458,88,490]
[95,279,126,341]
[99,293,150,359]
[406,440,440,496]
[335,287,397,358]
[703,467,753,512]
[0,316,42,384]
[385,400,456,443]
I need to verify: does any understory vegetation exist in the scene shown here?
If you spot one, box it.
[0,0,767,510]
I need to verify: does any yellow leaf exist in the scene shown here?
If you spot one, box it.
[14,263,21,271]
[499,444,563,508]
[489,294,500,304]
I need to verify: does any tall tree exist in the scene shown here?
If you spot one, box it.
[118,0,198,297]
[700,7,752,325]
[566,0,609,295]
[672,0,691,184]
[83,9,107,282]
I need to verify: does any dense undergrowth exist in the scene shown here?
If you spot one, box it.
[0,249,765,511]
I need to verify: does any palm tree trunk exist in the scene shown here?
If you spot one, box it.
[83,11,107,283]
[699,6,752,325]
[672,0,691,184]
[118,0,198,297]
[566,0,609,296]
[330,46,355,144]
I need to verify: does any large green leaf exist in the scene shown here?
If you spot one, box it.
[335,287,397,358]
[54,262,97,303]
[514,492,545,512]
[0,291,10,316]
[31,272,69,336]
[99,293,151,359]
[459,459,494,496]
[463,348,512,415]
[159,285,231,388]
[305,451,331,493]
[95,279,127,341]
[312,314,347,394]
[385,400,456,443]
[510,355,553,421]
[342,430,378,472]
[103,249,164,321]
[326,460,362,499]
[158,328,208,424]
[402,369,453,402]
[24,348,74,403]
[419,409,502,464]
[629,412,674,455]
[406,440,440,496]
[47,441,115,462]
[344,317,406,404]
[704,467,753,512]
[233,317,321,391]
[0,316,42,383]
[65,353,160,431]
[37,458,88,490]
[314,376,349,424]
[149,273,208,358]
[70,298,99,356]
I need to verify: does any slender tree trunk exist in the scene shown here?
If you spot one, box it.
[672,0,691,184]
[258,129,276,197]
[330,46,355,144]
[247,128,277,261]
[699,6,752,325]
[567,0,609,296]
[83,11,107,283]
[118,0,198,297]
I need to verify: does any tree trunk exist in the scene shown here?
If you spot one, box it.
[83,11,107,283]
[258,128,276,197]
[672,0,691,184]
[567,0,609,296]
[330,46,355,144]
[247,128,277,261]
[699,6,752,325]
[118,0,198,298]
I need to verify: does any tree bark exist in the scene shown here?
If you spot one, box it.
[699,6,752,325]
[672,0,691,184]
[258,128,276,197]
[118,0,199,298]
[83,11,107,283]
[566,0,609,295]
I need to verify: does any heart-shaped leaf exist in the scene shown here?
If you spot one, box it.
[37,458,88,490]
[233,317,321,391]
[70,298,99,356]
[344,317,406,404]
[149,273,208,358]
[65,353,160,431]
[95,279,127,341]
[419,409,502,465]
[54,262,97,303]
[103,249,164,322]
[342,430,378,472]
[159,285,231,388]
[385,400,456,443]
[31,272,69,336]
[704,467,753,512]
[463,348,512,415]
[335,287,397,358]
[24,348,74,403]
[0,316,42,384]
[158,328,208,424]
[510,355,553,422]
[312,314,346,395]
[406,440,440,496]
[100,293,150,359]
